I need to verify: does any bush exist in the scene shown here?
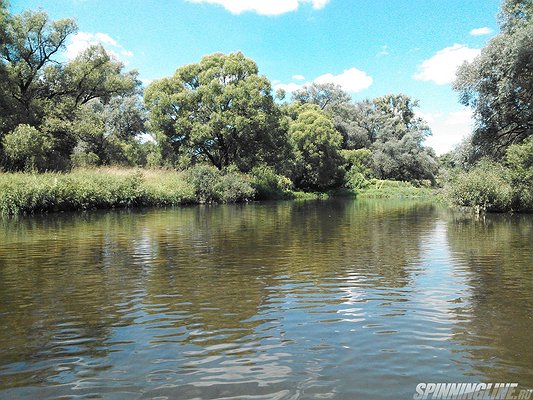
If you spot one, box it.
[505,139,533,211]
[0,168,196,215]
[2,125,54,172]
[250,165,293,200]
[186,165,223,203]
[186,164,255,203]
[446,160,514,211]
[215,171,255,203]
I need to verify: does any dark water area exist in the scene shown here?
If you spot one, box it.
[0,199,531,399]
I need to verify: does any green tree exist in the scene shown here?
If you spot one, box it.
[454,0,532,157]
[0,9,76,128]
[0,8,139,170]
[145,52,289,171]
[288,104,345,191]
[366,94,437,182]
[291,83,368,149]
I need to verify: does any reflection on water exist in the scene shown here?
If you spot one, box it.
[0,199,531,399]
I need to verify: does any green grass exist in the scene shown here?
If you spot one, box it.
[0,168,198,216]
[356,179,437,199]
[0,169,440,216]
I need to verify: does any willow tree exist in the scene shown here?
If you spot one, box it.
[454,0,533,157]
[144,52,289,171]
[0,8,139,170]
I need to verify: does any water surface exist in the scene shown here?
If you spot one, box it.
[0,199,531,399]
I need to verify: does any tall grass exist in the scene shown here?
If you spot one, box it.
[0,167,254,215]
[356,179,436,199]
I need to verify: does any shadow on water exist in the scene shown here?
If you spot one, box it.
[0,199,531,398]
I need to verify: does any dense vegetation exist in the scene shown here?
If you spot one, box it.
[0,0,530,215]
[444,0,532,212]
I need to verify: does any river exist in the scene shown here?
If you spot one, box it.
[0,199,531,399]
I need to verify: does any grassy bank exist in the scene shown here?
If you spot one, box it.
[0,168,440,216]
[356,179,437,199]
[0,166,332,216]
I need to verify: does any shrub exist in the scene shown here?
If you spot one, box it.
[186,164,255,203]
[186,164,222,203]
[2,125,54,172]
[446,160,514,211]
[250,165,293,200]
[215,171,255,203]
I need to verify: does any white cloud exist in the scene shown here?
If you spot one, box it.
[314,68,373,92]
[275,82,304,93]
[187,0,329,15]
[413,44,480,85]
[420,108,474,155]
[470,27,493,36]
[276,67,373,94]
[66,32,134,64]
[292,74,305,81]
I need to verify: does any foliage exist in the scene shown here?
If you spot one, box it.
[357,179,435,199]
[504,138,533,210]
[446,160,515,211]
[291,83,371,149]
[367,95,438,182]
[341,149,373,189]
[0,167,258,215]
[250,165,293,200]
[288,104,345,191]
[2,124,54,171]
[454,0,533,157]
[0,8,139,170]
[186,164,255,203]
[145,52,289,171]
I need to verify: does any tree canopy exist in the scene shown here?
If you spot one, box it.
[288,104,345,191]
[145,52,288,171]
[0,8,140,170]
[454,0,532,157]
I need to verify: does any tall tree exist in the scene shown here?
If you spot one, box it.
[291,83,366,149]
[0,8,139,170]
[145,52,289,171]
[454,0,533,157]
[288,104,345,191]
[367,94,437,181]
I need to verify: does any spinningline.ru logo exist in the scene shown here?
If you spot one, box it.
[413,383,532,400]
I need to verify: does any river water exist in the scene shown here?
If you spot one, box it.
[0,199,531,399]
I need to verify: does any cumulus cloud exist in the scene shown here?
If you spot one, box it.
[292,74,306,81]
[314,68,373,92]
[187,0,330,15]
[413,44,480,85]
[420,108,474,155]
[275,82,304,93]
[66,32,134,64]
[469,27,493,36]
[275,67,373,94]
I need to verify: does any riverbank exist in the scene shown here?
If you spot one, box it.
[0,168,439,216]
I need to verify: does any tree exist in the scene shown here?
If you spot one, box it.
[145,52,289,171]
[367,94,437,181]
[292,82,351,111]
[0,9,76,128]
[0,8,139,170]
[454,0,533,157]
[288,104,345,191]
[292,83,367,149]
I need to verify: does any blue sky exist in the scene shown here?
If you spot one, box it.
[11,0,502,154]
